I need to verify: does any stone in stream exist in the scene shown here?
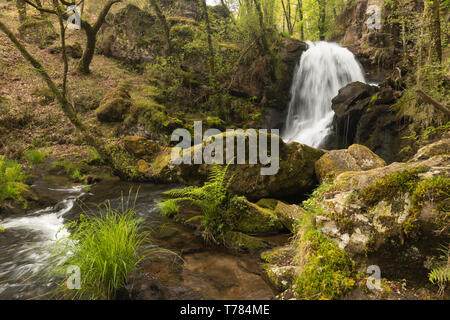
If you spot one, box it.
[122,132,325,200]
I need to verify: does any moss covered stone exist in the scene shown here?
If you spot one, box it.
[315,144,386,183]
[224,231,270,252]
[96,86,132,122]
[229,197,284,234]
[262,264,297,291]
[18,17,57,48]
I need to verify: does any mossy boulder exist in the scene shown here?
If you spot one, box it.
[262,264,297,291]
[124,136,161,159]
[122,131,325,199]
[96,86,132,122]
[260,246,295,264]
[18,17,57,48]
[274,201,304,232]
[317,155,449,257]
[410,138,450,162]
[315,144,386,183]
[256,198,278,210]
[49,42,83,59]
[228,196,284,234]
[223,231,270,253]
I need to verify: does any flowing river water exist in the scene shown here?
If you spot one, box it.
[0,174,286,300]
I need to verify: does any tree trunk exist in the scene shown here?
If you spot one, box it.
[298,0,304,40]
[149,0,171,56]
[0,18,125,178]
[317,0,326,40]
[199,0,215,76]
[78,22,96,75]
[431,0,442,63]
[252,0,269,54]
[16,0,27,23]
[78,0,121,74]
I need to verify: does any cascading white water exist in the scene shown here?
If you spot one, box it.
[283,41,366,148]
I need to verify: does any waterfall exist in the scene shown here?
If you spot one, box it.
[283,41,366,148]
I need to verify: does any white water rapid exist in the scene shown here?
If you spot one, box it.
[283,41,366,148]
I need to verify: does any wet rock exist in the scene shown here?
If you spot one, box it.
[325,82,411,163]
[262,264,297,291]
[230,38,307,110]
[224,231,271,253]
[18,17,57,48]
[96,86,132,122]
[315,144,386,182]
[229,197,285,234]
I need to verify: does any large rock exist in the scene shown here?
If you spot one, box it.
[325,82,410,163]
[96,86,132,122]
[122,131,325,200]
[229,196,285,234]
[18,17,57,48]
[410,138,450,162]
[316,154,449,259]
[315,144,386,182]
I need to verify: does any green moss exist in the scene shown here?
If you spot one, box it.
[256,198,278,210]
[295,229,355,300]
[404,175,450,236]
[359,167,427,206]
[229,196,284,234]
[260,247,292,264]
[224,231,268,252]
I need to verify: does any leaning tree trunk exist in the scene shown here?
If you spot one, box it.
[0,19,125,178]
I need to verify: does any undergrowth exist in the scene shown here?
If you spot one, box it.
[50,194,168,300]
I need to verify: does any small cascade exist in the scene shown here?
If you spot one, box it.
[283,41,366,148]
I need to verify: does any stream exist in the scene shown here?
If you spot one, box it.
[0,175,283,300]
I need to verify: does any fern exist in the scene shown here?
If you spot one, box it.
[428,245,450,296]
[158,164,234,243]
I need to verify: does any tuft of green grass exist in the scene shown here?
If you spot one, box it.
[0,225,4,233]
[51,197,162,300]
[23,148,51,165]
[157,198,180,217]
[0,156,29,208]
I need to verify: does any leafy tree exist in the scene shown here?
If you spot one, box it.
[23,0,122,74]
